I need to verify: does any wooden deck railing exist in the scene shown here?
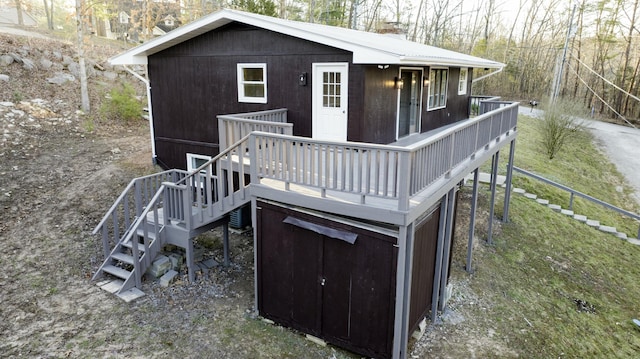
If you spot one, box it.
[218,109,291,151]
[92,170,189,258]
[248,101,519,211]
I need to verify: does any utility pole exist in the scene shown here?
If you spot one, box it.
[550,2,577,104]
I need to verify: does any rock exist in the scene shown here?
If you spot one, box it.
[39,58,53,69]
[0,74,9,82]
[47,72,75,85]
[103,71,118,80]
[52,51,63,61]
[0,55,13,67]
[9,52,23,63]
[67,62,80,77]
[62,54,74,66]
[0,102,15,107]
[22,58,36,70]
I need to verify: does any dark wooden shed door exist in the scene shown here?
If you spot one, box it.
[256,201,397,358]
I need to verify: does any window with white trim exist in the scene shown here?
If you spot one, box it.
[186,153,211,174]
[237,63,267,103]
[458,68,468,95]
[428,68,448,110]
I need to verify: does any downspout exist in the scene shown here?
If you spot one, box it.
[472,67,503,83]
[123,64,157,164]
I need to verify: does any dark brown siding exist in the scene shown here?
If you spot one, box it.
[256,201,397,359]
[421,67,471,132]
[408,203,441,332]
[357,66,398,144]
[148,23,353,169]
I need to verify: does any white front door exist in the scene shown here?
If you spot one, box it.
[312,63,348,141]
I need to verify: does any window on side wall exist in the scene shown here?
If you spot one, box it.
[187,153,212,174]
[458,68,468,95]
[237,63,267,103]
[428,68,448,110]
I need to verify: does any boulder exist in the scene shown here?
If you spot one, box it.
[0,74,9,82]
[22,58,36,70]
[47,72,76,85]
[0,55,13,67]
[39,58,53,69]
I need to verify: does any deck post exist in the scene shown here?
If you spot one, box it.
[439,187,456,311]
[223,222,230,266]
[502,139,516,223]
[487,150,500,245]
[251,198,259,314]
[467,168,479,273]
[431,194,448,322]
[392,224,413,359]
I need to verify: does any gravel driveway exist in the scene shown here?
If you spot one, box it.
[519,106,640,205]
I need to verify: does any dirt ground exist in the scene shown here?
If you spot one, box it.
[0,31,511,358]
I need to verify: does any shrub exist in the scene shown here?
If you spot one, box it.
[540,100,586,160]
[99,83,142,122]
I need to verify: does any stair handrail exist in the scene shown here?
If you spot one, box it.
[119,184,168,291]
[92,170,187,235]
[174,133,253,186]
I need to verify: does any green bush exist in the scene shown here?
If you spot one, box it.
[540,100,586,160]
[99,83,142,122]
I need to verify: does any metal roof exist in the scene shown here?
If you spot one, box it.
[109,9,504,69]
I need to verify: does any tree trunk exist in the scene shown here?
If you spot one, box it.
[14,0,24,26]
[75,0,90,113]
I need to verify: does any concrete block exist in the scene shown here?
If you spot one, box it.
[160,270,178,287]
[618,232,629,240]
[202,258,219,269]
[513,188,526,194]
[536,198,549,205]
[586,219,600,228]
[573,214,587,223]
[548,204,561,212]
[560,209,574,216]
[193,246,204,262]
[627,238,640,246]
[524,193,537,200]
[168,253,183,270]
[305,334,327,347]
[598,225,616,234]
[147,255,171,278]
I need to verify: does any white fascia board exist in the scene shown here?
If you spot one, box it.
[108,12,235,66]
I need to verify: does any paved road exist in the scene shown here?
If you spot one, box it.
[519,106,640,205]
[0,24,51,39]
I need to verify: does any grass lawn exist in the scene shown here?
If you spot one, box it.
[459,115,640,357]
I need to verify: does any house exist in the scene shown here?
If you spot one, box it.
[153,14,180,36]
[95,9,518,359]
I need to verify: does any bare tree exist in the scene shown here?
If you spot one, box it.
[14,0,24,26]
[43,0,54,30]
[75,0,90,113]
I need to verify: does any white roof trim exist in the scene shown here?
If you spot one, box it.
[109,9,504,70]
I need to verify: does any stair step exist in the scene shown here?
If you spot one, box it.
[111,252,135,265]
[121,240,146,252]
[102,264,132,279]
[135,227,158,240]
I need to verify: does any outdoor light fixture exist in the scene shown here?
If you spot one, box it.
[423,76,430,87]
[394,77,404,89]
[299,72,307,86]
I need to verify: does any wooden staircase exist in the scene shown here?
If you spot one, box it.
[92,136,253,300]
